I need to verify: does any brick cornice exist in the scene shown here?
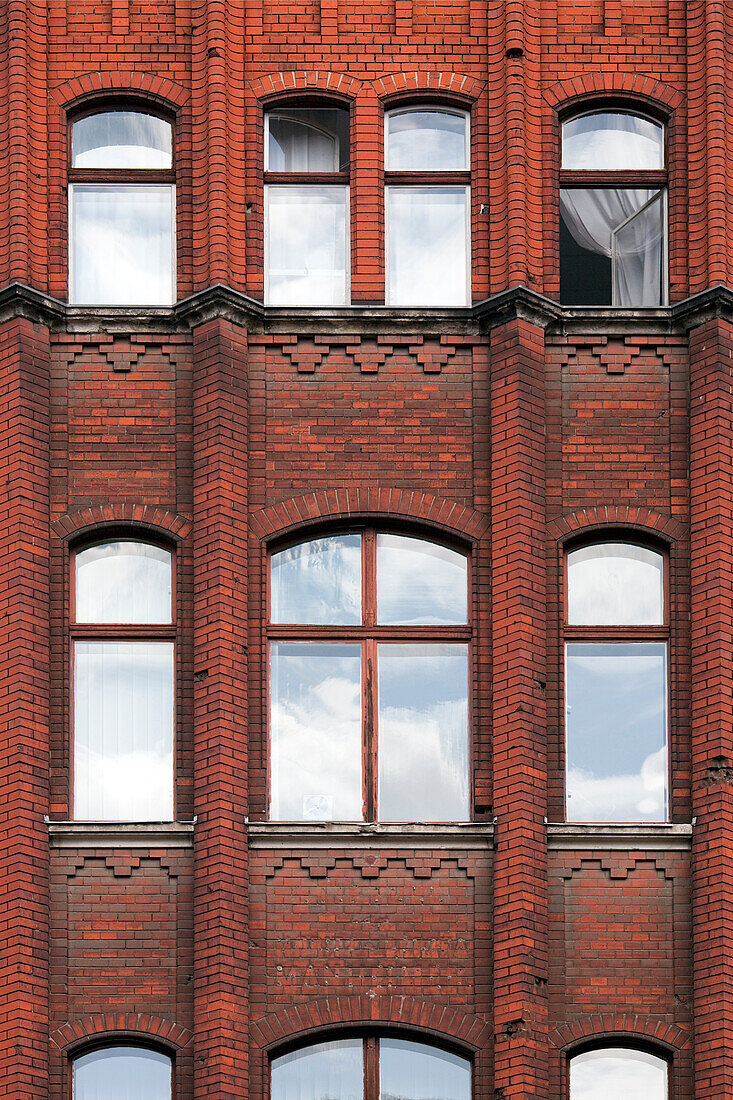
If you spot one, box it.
[52,504,192,543]
[249,489,489,544]
[252,996,490,1052]
[50,1013,192,1054]
[549,1015,691,1053]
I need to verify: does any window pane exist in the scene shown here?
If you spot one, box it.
[387,110,468,171]
[74,642,174,821]
[570,1048,667,1100]
[72,111,172,169]
[76,542,172,624]
[562,112,664,170]
[565,642,668,822]
[559,187,661,306]
[377,534,467,625]
[270,643,362,821]
[267,108,350,172]
[272,1040,363,1100]
[74,1046,172,1100]
[568,543,664,626]
[380,1039,470,1100]
[267,185,348,305]
[271,535,361,624]
[387,186,469,306]
[70,184,174,305]
[378,644,468,822]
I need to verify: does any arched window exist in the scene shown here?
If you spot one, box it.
[569,1046,668,1099]
[271,1036,471,1100]
[385,106,471,306]
[73,1045,172,1099]
[559,110,667,306]
[264,104,350,305]
[564,541,668,822]
[268,529,470,822]
[72,540,175,821]
[69,109,176,305]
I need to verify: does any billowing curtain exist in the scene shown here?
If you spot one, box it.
[560,188,664,306]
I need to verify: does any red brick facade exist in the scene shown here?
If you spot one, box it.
[0,1,729,1097]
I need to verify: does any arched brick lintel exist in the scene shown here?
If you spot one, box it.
[250,489,490,545]
[547,506,687,547]
[549,1014,690,1054]
[50,1013,192,1055]
[252,995,490,1054]
[543,71,684,115]
[52,70,189,112]
[52,504,192,544]
[249,71,363,103]
[373,72,486,105]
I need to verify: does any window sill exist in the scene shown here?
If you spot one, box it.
[547,822,692,850]
[248,821,494,849]
[47,820,195,849]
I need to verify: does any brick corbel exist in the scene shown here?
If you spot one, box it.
[50,1013,192,1054]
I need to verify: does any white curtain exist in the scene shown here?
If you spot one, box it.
[560,188,664,306]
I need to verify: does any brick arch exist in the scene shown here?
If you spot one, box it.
[52,504,191,543]
[543,71,683,115]
[249,489,489,544]
[547,506,687,546]
[252,995,490,1053]
[373,72,485,105]
[50,1012,192,1054]
[51,70,189,111]
[549,1014,690,1054]
[249,71,362,103]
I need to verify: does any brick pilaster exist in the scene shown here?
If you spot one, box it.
[689,318,733,1098]
[0,317,51,1099]
[192,318,250,1099]
[490,316,549,1099]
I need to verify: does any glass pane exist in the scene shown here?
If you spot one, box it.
[378,644,469,822]
[387,186,469,306]
[267,185,348,305]
[568,543,664,626]
[72,111,172,169]
[272,1040,363,1100]
[74,642,175,821]
[270,643,362,821]
[565,642,668,823]
[271,535,361,625]
[562,112,664,170]
[380,1039,470,1100]
[70,184,174,305]
[76,542,172,624]
[267,108,350,172]
[377,534,467,625]
[570,1048,667,1100]
[612,190,665,306]
[74,1046,172,1100]
[387,110,468,171]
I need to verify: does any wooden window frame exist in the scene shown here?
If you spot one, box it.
[266,526,472,823]
[70,538,177,821]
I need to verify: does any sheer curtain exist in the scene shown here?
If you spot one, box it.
[559,188,664,306]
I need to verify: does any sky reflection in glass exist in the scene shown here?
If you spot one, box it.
[270,643,362,821]
[272,1040,363,1100]
[267,185,348,305]
[562,112,664,170]
[271,535,361,624]
[387,110,468,171]
[72,111,172,169]
[380,1039,470,1100]
[566,642,667,822]
[387,187,469,306]
[378,644,468,822]
[76,541,172,624]
[74,1046,172,1100]
[568,542,664,625]
[569,1048,667,1100]
[377,534,467,625]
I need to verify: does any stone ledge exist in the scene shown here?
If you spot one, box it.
[47,820,195,849]
[547,822,693,851]
[248,821,494,849]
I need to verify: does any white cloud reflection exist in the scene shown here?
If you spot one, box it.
[570,1049,667,1100]
[567,745,667,822]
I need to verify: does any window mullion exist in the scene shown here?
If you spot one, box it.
[364,636,378,821]
[364,1036,380,1100]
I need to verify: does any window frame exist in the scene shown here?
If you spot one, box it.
[70,1040,174,1100]
[566,1041,671,1100]
[384,104,472,307]
[562,536,671,824]
[559,106,669,307]
[69,536,178,821]
[67,104,177,306]
[263,100,352,306]
[266,525,473,823]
